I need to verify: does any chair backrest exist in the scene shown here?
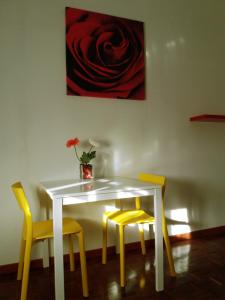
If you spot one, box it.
[138,173,166,195]
[11,182,32,235]
[136,173,166,209]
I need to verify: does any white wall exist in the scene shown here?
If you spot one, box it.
[0,0,225,265]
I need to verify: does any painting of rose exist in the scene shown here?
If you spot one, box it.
[65,7,145,100]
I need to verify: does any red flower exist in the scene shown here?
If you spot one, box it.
[66,138,80,148]
[65,7,145,100]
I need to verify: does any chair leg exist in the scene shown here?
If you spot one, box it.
[17,238,26,280]
[68,235,75,271]
[138,224,146,255]
[42,239,50,268]
[119,225,125,287]
[162,220,176,276]
[102,215,108,264]
[20,238,32,300]
[78,231,89,298]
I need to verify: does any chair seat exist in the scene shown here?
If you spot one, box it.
[30,217,82,240]
[104,210,155,226]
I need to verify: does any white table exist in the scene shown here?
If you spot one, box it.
[41,177,164,300]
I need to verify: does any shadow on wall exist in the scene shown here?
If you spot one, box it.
[36,186,52,220]
[95,151,113,177]
[92,139,115,178]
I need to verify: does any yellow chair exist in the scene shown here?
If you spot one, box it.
[102,173,176,287]
[12,182,88,300]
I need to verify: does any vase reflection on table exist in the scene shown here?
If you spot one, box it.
[80,164,93,179]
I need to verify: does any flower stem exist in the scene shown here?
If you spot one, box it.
[74,146,81,162]
[88,146,93,153]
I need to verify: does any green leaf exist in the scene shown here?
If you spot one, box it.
[80,151,96,164]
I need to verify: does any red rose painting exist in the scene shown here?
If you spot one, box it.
[65,7,145,100]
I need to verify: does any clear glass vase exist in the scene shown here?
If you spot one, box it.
[80,164,93,179]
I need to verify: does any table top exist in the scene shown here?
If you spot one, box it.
[40,177,160,205]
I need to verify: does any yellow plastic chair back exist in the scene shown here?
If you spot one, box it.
[138,173,166,190]
[136,173,166,209]
[12,182,33,241]
[12,182,31,216]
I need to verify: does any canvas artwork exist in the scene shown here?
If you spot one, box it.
[65,7,145,100]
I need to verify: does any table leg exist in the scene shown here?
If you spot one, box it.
[42,239,50,268]
[154,187,164,291]
[53,197,65,300]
